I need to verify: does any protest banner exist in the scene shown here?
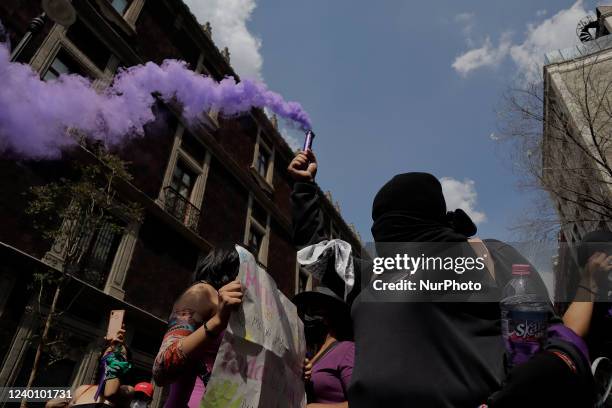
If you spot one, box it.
[201,245,306,408]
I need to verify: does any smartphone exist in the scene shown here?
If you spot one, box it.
[106,310,125,340]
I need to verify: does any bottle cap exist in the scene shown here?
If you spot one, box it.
[512,264,531,276]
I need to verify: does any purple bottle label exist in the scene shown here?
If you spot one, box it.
[502,309,548,367]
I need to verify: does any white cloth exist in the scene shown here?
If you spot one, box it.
[297,239,354,299]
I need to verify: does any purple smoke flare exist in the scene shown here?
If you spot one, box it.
[0,42,311,159]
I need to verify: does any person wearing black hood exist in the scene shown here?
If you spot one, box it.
[288,150,595,407]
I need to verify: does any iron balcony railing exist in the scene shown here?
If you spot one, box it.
[162,186,201,231]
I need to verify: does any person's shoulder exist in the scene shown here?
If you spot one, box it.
[336,341,355,367]
[337,341,355,354]
[183,282,217,298]
[173,282,217,316]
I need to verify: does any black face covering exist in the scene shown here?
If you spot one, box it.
[303,314,328,352]
[371,172,476,243]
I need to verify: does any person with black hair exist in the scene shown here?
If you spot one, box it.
[294,285,354,408]
[152,247,243,408]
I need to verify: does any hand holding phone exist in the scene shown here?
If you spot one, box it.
[106,310,125,342]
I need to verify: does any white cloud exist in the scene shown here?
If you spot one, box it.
[509,0,587,82]
[183,0,263,80]
[452,1,588,81]
[452,34,512,76]
[440,177,487,225]
[536,9,548,17]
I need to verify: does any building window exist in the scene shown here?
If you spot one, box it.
[171,160,197,200]
[252,132,274,188]
[43,50,85,81]
[163,159,201,230]
[257,145,271,179]
[159,126,211,232]
[78,221,123,288]
[109,0,131,15]
[245,197,269,264]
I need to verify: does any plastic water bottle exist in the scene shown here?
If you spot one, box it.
[500,264,550,370]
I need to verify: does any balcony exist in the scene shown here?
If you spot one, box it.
[162,186,201,232]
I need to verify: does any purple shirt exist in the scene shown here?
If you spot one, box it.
[310,341,355,404]
[548,323,590,362]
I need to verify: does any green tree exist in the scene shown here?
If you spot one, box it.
[22,146,142,407]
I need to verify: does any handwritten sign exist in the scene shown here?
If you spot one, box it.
[201,246,306,408]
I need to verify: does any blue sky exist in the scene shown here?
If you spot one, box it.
[185,0,599,242]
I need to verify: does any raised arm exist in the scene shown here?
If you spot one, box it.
[288,150,329,247]
[101,329,135,405]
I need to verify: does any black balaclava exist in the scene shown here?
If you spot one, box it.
[371,172,477,243]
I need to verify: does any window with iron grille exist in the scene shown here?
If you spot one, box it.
[163,159,200,230]
[171,160,196,199]
[77,220,123,289]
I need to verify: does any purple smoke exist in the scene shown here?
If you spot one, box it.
[0,42,311,159]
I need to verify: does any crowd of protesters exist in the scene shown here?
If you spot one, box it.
[41,148,611,408]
